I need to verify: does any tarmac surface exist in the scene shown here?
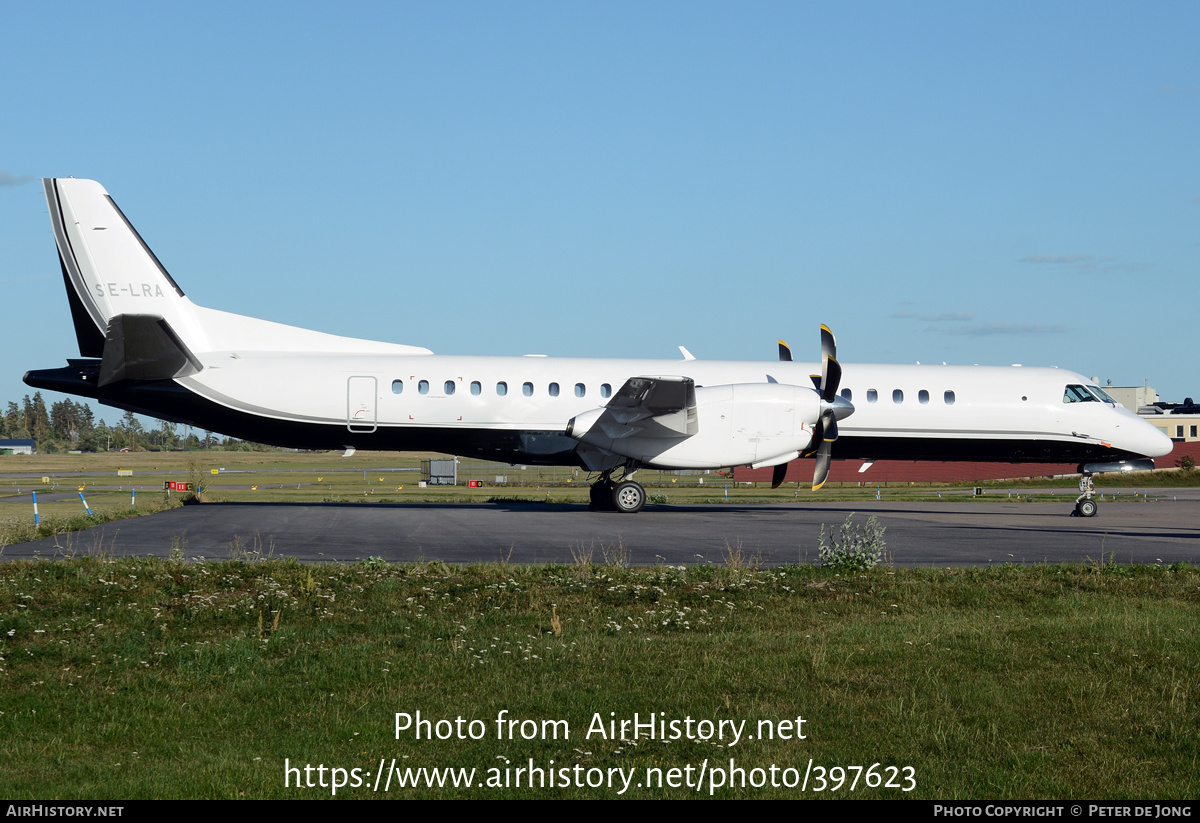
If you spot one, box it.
[6,494,1199,566]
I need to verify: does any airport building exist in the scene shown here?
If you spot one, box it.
[1122,382,1200,444]
[1142,414,1200,444]
[0,439,35,455]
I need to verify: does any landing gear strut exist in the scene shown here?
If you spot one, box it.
[1073,473,1098,517]
[588,479,613,510]
[588,469,646,513]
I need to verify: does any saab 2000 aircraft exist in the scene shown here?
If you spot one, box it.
[24,178,1172,515]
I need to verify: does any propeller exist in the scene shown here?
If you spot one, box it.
[771,325,855,489]
[811,324,855,489]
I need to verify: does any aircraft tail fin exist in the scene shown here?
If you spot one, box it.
[44,178,210,358]
[45,178,433,368]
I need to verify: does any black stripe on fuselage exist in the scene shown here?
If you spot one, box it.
[23,365,1147,468]
[833,434,1121,463]
[22,366,587,464]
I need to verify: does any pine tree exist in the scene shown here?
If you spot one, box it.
[30,393,51,443]
[4,402,24,439]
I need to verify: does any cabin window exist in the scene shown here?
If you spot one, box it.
[523,382,534,397]
[418,380,429,395]
[601,383,612,398]
[496,382,508,396]
[548,382,560,397]
[866,389,878,404]
[470,381,481,395]
[918,389,929,405]
[444,380,456,395]
[391,380,403,394]
[575,383,586,398]
[841,388,852,402]
[944,390,955,405]
[893,389,904,404]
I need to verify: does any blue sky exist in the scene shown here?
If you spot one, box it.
[2,1,1197,422]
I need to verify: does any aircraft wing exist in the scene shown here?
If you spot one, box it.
[581,376,699,440]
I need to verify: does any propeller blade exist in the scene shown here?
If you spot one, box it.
[812,326,846,490]
[778,340,792,362]
[820,324,836,363]
[771,462,788,489]
[813,437,834,490]
[812,405,839,490]
[822,356,842,403]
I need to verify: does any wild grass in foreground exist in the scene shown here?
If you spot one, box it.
[0,558,1196,799]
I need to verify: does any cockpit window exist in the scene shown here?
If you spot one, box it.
[1063,384,1098,404]
[1086,386,1118,405]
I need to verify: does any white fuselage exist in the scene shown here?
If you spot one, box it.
[177,350,1172,468]
[28,177,1173,476]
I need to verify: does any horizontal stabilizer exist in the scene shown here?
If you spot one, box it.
[98,314,202,387]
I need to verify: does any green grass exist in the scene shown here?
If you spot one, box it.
[1,558,1196,798]
[0,499,183,550]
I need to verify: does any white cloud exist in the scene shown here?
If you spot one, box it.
[1019,254,1096,265]
[1019,253,1145,273]
[890,310,974,322]
[944,322,1070,336]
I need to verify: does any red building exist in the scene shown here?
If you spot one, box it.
[734,441,1200,485]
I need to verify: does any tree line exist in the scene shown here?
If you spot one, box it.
[1,392,270,453]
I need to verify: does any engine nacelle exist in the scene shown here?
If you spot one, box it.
[568,382,822,469]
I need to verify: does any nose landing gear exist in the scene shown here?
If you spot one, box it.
[1073,473,1098,517]
[1070,459,1156,517]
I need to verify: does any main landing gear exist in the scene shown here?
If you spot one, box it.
[1072,473,1098,518]
[589,470,646,514]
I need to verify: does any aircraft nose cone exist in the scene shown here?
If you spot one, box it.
[1119,414,1174,459]
[1143,422,1174,458]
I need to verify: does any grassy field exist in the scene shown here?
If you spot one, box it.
[0,557,1196,799]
